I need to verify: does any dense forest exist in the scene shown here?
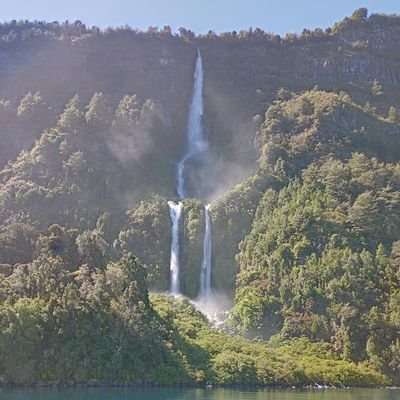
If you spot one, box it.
[0,8,399,386]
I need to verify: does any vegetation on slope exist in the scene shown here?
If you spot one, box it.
[230,89,400,383]
[152,296,387,386]
[0,92,175,236]
[0,244,388,386]
[0,9,400,386]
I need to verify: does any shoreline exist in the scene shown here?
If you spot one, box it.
[1,382,397,390]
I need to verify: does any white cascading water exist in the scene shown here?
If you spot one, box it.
[168,49,206,295]
[169,49,214,300]
[176,48,206,199]
[199,204,212,301]
[168,201,182,295]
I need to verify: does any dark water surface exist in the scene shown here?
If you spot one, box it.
[0,388,398,400]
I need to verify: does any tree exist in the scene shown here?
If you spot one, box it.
[0,298,45,384]
[160,25,172,36]
[323,158,351,201]
[371,79,383,96]
[348,191,378,233]
[351,8,368,21]
[115,95,140,122]
[117,253,149,306]
[57,95,83,133]
[76,230,109,269]
[37,224,79,270]
[276,87,292,101]
[388,106,400,123]
[17,91,42,117]
[63,150,86,179]
[0,223,39,265]
[85,92,111,126]
[212,351,257,384]
[178,27,195,41]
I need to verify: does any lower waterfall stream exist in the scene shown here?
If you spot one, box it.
[199,204,212,301]
[168,201,182,296]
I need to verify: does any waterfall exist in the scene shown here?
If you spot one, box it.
[169,48,207,297]
[177,48,206,199]
[168,201,182,295]
[199,204,212,300]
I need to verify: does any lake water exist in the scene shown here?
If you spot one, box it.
[0,388,398,400]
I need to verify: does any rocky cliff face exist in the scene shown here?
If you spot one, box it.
[2,15,400,183]
[293,50,400,85]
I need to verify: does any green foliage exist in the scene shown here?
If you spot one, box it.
[181,199,205,297]
[0,236,388,387]
[0,251,168,384]
[0,91,173,238]
[351,8,368,21]
[1,11,400,387]
[0,223,39,265]
[212,351,258,384]
[233,155,400,381]
[151,296,387,386]
[371,80,384,96]
[17,91,43,117]
[118,195,171,291]
[257,90,400,173]
[85,92,111,126]
[210,173,280,294]
[0,298,45,384]
[388,106,400,123]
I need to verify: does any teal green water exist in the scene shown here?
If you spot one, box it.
[0,388,398,400]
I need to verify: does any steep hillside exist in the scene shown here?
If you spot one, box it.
[3,10,400,198]
[0,252,387,386]
[0,9,400,385]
